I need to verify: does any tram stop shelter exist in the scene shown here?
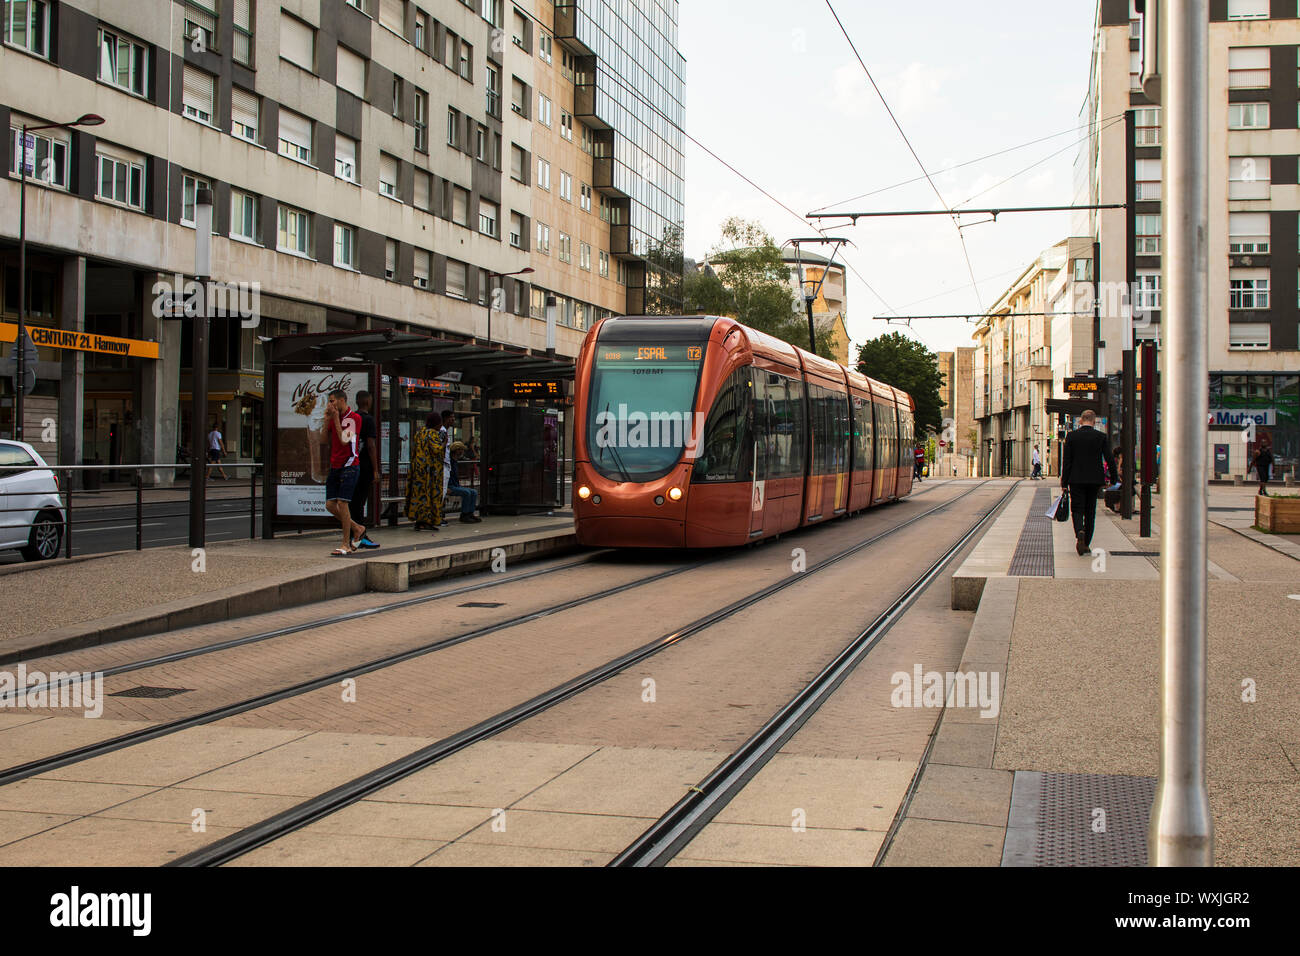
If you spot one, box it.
[262,329,573,536]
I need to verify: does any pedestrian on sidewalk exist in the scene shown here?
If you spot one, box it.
[349,389,381,549]
[206,421,229,480]
[323,390,366,555]
[439,409,455,524]
[914,446,925,481]
[1252,440,1274,496]
[1031,444,1042,479]
[405,412,445,532]
[448,442,481,522]
[1060,409,1117,556]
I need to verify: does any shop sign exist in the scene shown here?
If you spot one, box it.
[0,322,159,359]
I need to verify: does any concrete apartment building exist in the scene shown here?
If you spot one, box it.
[936,346,975,476]
[972,240,1066,477]
[1074,0,1299,478]
[0,0,684,476]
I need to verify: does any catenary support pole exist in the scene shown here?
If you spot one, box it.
[1150,0,1212,866]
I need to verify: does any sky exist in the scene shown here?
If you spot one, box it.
[677,0,1099,356]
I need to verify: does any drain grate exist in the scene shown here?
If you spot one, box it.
[110,685,193,699]
[1107,550,1159,557]
[458,601,505,608]
[1003,771,1155,867]
[1008,487,1055,576]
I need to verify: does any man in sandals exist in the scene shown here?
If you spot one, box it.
[324,389,366,555]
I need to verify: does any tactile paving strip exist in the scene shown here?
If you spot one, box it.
[1002,771,1156,866]
[1007,487,1055,576]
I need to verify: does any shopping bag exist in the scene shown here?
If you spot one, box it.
[1053,491,1070,522]
[1045,495,1061,519]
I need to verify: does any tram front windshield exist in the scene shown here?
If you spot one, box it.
[586,340,706,481]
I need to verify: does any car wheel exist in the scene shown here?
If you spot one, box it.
[21,510,63,561]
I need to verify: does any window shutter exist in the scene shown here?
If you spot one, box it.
[385,240,396,273]
[336,135,356,172]
[337,47,366,97]
[414,172,430,209]
[380,153,398,184]
[280,14,314,70]
[379,0,404,33]
[1228,47,1269,70]
[447,261,467,297]
[414,250,430,281]
[453,188,468,224]
[279,110,312,151]
[182,66,215,117]
[1229,212,1270,236]
[233,0,252,30]
[232,88,259,135]
[1229,323,1270,348]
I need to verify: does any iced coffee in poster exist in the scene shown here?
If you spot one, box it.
[275,367,370,517]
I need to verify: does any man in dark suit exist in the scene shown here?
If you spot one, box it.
[1060,409,1118,556]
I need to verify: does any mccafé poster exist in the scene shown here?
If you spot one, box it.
[270,364,377,524]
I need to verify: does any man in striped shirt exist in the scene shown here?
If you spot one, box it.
[324,389,366,555]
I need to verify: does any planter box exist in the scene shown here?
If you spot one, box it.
[1255,495,1300,534]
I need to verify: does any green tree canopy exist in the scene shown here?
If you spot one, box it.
[856,331,946,434]
[684,217,835,358]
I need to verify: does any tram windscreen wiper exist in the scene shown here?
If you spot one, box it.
[600,402,632,482]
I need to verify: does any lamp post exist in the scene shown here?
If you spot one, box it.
[14,113,104,441]
[780,237,853,357]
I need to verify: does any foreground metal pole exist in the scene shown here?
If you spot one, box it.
[1150,0,1212,866]
[188,188,213,549]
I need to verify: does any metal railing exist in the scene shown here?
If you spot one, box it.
[0,463,262,560]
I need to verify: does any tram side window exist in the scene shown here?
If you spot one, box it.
[756,372,803,478]
[852,396,873,472]
[692,367,754,483]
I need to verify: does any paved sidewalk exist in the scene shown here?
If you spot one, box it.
[893,494,1300,867]
[1,513,576,663]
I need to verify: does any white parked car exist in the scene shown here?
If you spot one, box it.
[0,439,64,560]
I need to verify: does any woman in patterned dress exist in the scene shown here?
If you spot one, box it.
[405,412,445,531]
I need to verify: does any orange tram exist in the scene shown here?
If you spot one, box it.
[572,315,917,548]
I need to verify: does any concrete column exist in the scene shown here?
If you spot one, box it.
[139,271,180,485]
[58,256,86,486]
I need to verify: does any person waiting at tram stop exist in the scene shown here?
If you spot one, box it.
[448,442,481,523]
[1060,409,1118,556]
[1252,439,1274,496]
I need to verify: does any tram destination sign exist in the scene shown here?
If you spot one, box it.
[0,322,160,359]
[511,380,563,398]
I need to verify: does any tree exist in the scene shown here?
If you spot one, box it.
[856,331,946,434]
[684,218,835,358]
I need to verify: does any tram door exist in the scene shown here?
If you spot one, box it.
[747,368,764,539]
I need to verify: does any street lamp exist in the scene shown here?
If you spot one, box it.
[484,267,535,351]
[780,237,853,357]
[14,113,104,442]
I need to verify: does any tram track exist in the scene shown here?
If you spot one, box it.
[164,478,1002,866]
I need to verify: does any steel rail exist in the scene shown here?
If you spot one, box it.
[610,482,1019,867]
[168,480,999,867]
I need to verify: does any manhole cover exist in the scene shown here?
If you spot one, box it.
[458,602,505,608]
[110,686,194,699]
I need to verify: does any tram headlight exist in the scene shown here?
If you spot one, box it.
[578,486,591,500]
[668,487,683,501]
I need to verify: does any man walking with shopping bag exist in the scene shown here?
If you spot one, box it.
[1060,409,1118,556]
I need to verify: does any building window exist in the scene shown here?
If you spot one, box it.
[1227,0,1268,19]
[476,124,487,162]
[280,12,316,72]
[1229,323,1270,349]
[579,242,591,271]
[1228,102,1269,129]
[379,152,399,199]
[378,0,404,34]
[334,223,357,269]
[451,185,469,226]
[580,123,594,155]
[384,239,397,279]
[414,89,428,151]
[1135,158,1161,200]
[1129,50,1141,91]
[98,28,148,96]
[558,231,571,264]
[509,211,524,248]
[599,250,609,278]
[510,143,527,183]
[1135,214,1160,254]
[536,221,550,254]
[480,0,502,26]
[560,110,573,141]
[232,87,261,144]
[1134,107,1159,146]
[479,199,498,238]
[6,0,50,57]
[337,46,367,98]
[1229,272,1269,309]
[1229,211,1270,253]
[336,134,357,181]
[459,41,472,81]
[278,109,313,165]
[1229,156,1270,200]
[561,49,575,82]
[486,64,501,118]
[1228,47,1270,89]
[414,10,428,51]
[182,66,217,125]
[537,157,550,190]
[537,93,552,127]
[1134,272,1160,311]
[233,0,254,65]
[538,32,552,63]
[278,205,312,256]
[447,107,461,147]
[183,2,217,51]
[95,147,145,209]
[580,182,592,212]
[9,122,69,189]
[392,76,404,119]
[181,173,212,227]
[414,169,431,210]
[559,170,572,202]
[446,260,467,298]
[414,249,430,288]
[231,189,260,243]
[511,76,528,116]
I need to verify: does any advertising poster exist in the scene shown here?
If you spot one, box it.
[273,364,374,522]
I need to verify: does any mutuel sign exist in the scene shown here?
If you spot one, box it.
[1210,409,1274,426]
